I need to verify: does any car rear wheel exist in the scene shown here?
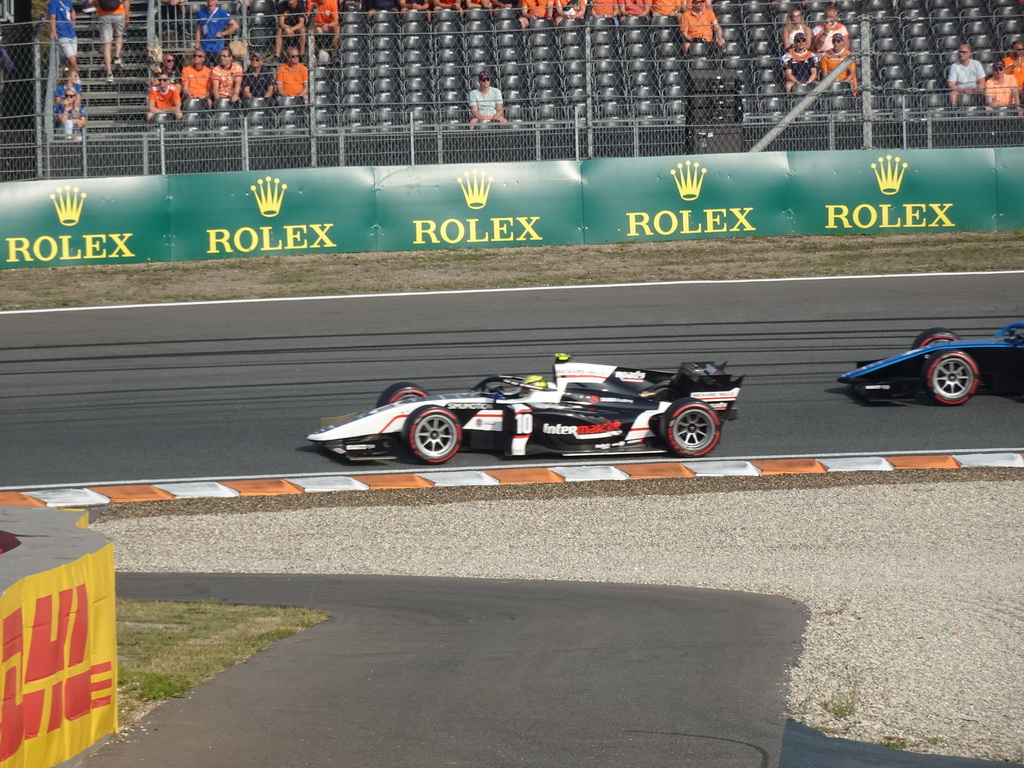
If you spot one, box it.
[403,405,462,464]
[923,351,979,406]
[659,399,721,457]
[912,327,959,349]
[377,381,429,408]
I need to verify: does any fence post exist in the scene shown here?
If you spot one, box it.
[242,114,250,172]
[860,10,874,150]
[159,123,167,175]
[409,112,415,165]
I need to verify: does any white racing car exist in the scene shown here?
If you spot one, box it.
[308,353,744,464]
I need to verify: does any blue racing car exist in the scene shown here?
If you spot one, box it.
[838,321,1024,406]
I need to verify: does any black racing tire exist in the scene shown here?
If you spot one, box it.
[402,405,463,464]
[659,398,721,457]
[376,381,429,409]
[922,350,979,406]
[912,327,960,349]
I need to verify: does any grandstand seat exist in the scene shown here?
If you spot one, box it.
[592,28,616,46]
[566,86,588,104]
[595,99,624,120]
[592,43,615,60]
[502,71,527,90]
[625,42,650,59]
[664,82,687,99]
[934,35,960,52]
[406,90,430,105]
[503,87,525,103]
[435,8,461,24]
[374,105,404,126]
[596,71,619,89]
[560,24,586,47]
[468,47,490,66]
[907,35,932,53]
[659,57,684,72]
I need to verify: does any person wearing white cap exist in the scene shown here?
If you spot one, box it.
[468,71,508,129]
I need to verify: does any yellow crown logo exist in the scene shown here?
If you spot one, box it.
[251,176,288,217]
[871,155,908,196]
[50,185,87,227]
[670,161,707,202]
[458,169,493,210]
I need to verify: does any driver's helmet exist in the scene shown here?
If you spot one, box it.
[523,375,548,389]
[491,382,525,399]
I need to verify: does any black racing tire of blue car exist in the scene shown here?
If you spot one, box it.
[376,381,430,409]
[912,327,960,349]
[922,350,979,406]
[402,405,463,464]
[658,399,722,457]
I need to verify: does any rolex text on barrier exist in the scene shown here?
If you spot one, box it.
[0,149,1014,269]
[374,161,586,251]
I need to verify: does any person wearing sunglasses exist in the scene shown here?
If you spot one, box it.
[811,4,847,54]
[276,46,309,104]
[153,52,180,85]
[984,59,1023,116]
[680,0,724,54]
[947,43,985,107]
[181,49,213,107]
[146,74,183,122]
[469,71,507,130]
[781,7,811,52]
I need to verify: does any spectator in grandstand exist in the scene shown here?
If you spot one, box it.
[56,90,87,138]
[401,0,431,12]
[620,0,649,18]
[181,49,214,106]
[368,0,401,17]
[196,0,239,61]
[93,0,128,84]
[153,51,181,84]
[48,0,78,77]
[159,0,185,20]
[780,7,811,52]
[650,0,678,18]
[1003,42,1024,90]
[146,73,183,121]
[242,51,275,100]
[275,0,307,60]
[818,32,856,94]
[984,60,1022,115]
[679,0,723,54]
[54,72,82,114]
[310,0,339,62]
[276,46,309,103]
[947,43,985,107]
[589,0,619,24]
[432,0,463,14]
[781,32,817,92]
[811,4,847,54]
[211,48,243,104]
[554,0,586,24]
[521,0,552,23]
[469,71,507,129]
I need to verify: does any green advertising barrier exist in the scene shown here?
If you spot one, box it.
[2,148,1022,270]
[787,149,998,234]
[582,152,793,243]
[373,161,585,251]
[167,167,376,261]
[1,176,169,269]
[994,147,1024,231]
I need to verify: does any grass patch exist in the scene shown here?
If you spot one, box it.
[116,599,328,727]
[882,737,909,750]
[820,683,859,720]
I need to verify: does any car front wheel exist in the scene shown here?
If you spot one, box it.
[377,381,429,408]
[403,405,463,464]
[923,351,978,406]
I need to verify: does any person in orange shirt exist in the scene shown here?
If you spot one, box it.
[210,48,243,103]
[588,0,617,21]
[276,47,309,103]
[1003,41,1024,90]
[180,49,213,106]
[679,0,722,53]
[146,74,183,121]
[520,0,552,23]
[311,0,339,61]
[818,32,857,94]
[650,0,678,17]
[985,60,1022,114]
[553,0,586,24]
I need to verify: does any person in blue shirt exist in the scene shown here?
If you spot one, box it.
[48,0,78,77]
[195,0,239,59]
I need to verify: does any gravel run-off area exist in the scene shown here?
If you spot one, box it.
[95,476,1024,763]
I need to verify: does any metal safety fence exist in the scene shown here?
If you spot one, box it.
[4,0,1024,182]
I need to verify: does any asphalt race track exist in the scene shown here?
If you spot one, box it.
[3,272,1024,488]
[4,273,1024,768]
[97,573,805,768]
